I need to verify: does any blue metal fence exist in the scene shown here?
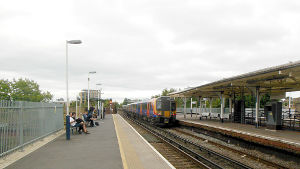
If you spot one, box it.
[0,101,64,157]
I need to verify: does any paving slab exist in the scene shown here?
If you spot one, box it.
[5,114,123,169]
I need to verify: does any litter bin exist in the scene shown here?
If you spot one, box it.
[264,102,282,130]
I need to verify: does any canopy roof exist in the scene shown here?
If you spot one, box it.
[169,60,300,98]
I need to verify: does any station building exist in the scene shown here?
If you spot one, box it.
[79,89,100,104]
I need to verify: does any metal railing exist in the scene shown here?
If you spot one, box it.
[176,108,231,118]
[0,100,64,157]
[177,107,300,130]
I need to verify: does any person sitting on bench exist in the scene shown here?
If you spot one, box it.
[83,109,97,127]
[70,112,89,134]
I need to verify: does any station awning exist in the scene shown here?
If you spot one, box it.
[169,60,300,98]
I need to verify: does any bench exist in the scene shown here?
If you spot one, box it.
[71,125,79,135]
[199,112,210,120]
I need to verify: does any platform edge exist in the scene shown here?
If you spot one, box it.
[116,114,176,169]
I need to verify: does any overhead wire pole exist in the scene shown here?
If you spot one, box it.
[65,39,82,140]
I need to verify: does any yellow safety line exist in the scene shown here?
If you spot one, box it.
[113,114,128,169]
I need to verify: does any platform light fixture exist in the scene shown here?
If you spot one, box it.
[65,39,82,140]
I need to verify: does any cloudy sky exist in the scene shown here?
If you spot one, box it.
[1,0,300,102]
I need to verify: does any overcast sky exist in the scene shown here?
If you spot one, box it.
[1,0,300,102]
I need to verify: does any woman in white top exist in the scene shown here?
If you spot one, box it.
[70,112,90,134]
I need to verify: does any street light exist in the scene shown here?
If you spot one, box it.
[66,39,82,140]
[88,71,96,110]
[96,83,102,118]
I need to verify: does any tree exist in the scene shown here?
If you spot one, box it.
[0,80,11,100]
[152,88,177,98]
[151,88,186,107]
[122,98,131,105]
[42,91,53,102]
[260,93,270,108]
[0,78,53,102]
[161,88,176,96]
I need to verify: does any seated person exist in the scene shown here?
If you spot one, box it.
[70,112,89,134]
[83,110,97,127]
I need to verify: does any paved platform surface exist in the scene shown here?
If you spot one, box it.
[5,114,123,169]
[177,114,300,153]
[113,114,174,169]
[5,114,174,169]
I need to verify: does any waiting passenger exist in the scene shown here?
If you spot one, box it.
[83,110,97,127]
[70,112,90,134]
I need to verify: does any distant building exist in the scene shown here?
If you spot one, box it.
[56,98,64,102]
[79,89,100,104]
[52,98,65,105]
[128,99,141,104]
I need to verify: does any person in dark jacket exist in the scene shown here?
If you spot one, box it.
[84,107,97,127]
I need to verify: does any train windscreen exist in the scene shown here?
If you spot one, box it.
[156,98,175,111]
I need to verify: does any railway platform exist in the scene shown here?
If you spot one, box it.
[4,114,174,169]
[177,114,300,154]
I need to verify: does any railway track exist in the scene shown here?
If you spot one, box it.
[123,114,210,169]
[171,127,289,169]
[122,114,252,169]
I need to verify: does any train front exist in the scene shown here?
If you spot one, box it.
[156,96,176,125]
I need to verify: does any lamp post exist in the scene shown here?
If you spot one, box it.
[100,92,104,119]
[88,71,96,111]
[76,96,80,117]
[66,40,82,140]
[96,83,102,118]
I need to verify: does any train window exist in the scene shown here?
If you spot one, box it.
[171,102,176,111]
[156,100,162,110]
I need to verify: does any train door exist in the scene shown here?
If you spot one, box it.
[147,103,150,117]
[140,103,142,116]
[150,102,153,116]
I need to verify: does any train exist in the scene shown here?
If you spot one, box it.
[123,96,177,126]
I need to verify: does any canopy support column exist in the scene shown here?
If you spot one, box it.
[184,97,187,119]
[190,97,193,117]
[255,87,260,128]
[209,98,212,117]
[198,96,202,118]
[229,96,232,120]
[220,92,224,123]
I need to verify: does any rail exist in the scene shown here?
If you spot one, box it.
[123,113,252,169]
